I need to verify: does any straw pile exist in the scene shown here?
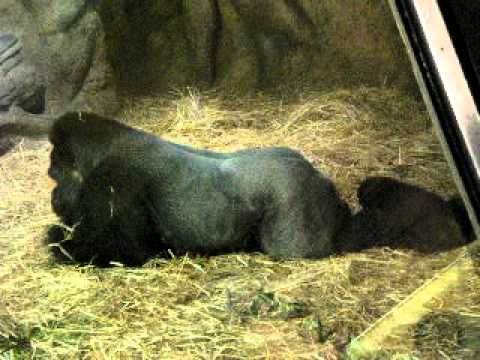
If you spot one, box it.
[0,87,478,359]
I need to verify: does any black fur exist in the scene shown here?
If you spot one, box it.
[45,112,351,266]
[335,177,475,253]
[45,113,475,266]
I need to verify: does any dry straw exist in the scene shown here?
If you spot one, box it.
[0,87,478,359]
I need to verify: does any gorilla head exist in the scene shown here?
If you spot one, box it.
[335,176,475,253]
[46,112,351,267]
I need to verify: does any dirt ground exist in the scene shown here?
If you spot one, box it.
[0,87,478,359]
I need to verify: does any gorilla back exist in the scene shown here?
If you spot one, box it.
[46,112,351,266]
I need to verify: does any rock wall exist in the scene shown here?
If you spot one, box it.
[99,0,417,95]
[0,0,117,136]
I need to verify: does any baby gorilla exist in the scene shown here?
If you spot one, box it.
[335,176,474,253]
[46,112,351,266]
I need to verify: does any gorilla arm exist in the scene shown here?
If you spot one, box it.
[46,157,159,267]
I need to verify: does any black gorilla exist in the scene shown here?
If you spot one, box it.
[46,112,351,266]
[46,112,475,266]
[335,177,475,254]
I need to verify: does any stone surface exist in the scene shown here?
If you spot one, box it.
[0,0,118,138]
[0,0,420,153]
[99,0,416,95]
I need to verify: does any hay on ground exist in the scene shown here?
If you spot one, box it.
[0,87,478,359]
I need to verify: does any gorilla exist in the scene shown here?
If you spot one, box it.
[45,112,475,266]
[335,177,475,254]
[45,112,351,266]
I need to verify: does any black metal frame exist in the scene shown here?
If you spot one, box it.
[389,0,480,237]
